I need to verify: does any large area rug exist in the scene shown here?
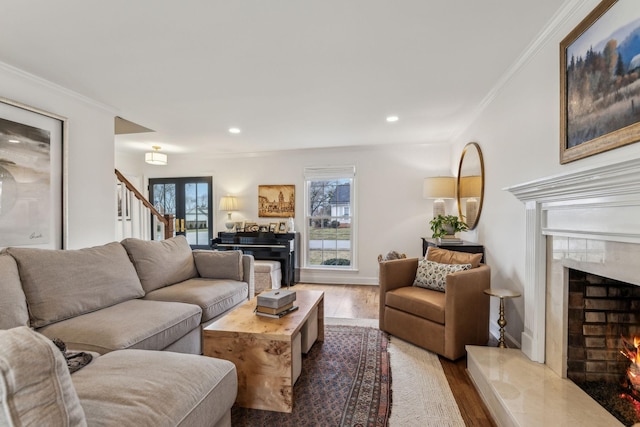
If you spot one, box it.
[231,322,391,426]
[231,318,464,426]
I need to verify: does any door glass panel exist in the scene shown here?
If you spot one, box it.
[152,183,176,218]
[185,182,209,246]
[149,178,212,249]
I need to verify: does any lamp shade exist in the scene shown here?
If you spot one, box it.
[423,177,455,199]
[145,146,167,165]
[218,196,238,212]
[459,176,482,198]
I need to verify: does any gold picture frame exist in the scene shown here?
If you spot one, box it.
[560,0,640,163]
[258,184,295,218]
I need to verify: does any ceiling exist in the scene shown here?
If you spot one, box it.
[0,1,566,157]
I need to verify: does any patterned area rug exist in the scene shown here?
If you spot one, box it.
[231,324,391,426]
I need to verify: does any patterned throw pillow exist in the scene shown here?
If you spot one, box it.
[413,259,472,292]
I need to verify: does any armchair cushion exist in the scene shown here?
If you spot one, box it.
[426,247,482,268]
[413,259,471,292]
[193,250,243,281]
[385,286,446,324]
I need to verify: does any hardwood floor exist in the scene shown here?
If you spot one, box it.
[295,283,497,427]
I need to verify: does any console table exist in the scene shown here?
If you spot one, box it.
[212,232,299,287]
[422,237,485,263]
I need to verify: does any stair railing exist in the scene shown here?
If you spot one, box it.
[115,169,174,240]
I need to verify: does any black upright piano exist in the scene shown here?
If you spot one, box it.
[212,232,299,287]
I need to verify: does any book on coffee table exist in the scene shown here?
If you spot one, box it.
[257,289,296,309]
[256,301,294,315]
[255,305,299,318]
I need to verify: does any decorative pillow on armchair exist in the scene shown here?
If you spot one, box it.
[413,259,472,292]
[426,247,482,268]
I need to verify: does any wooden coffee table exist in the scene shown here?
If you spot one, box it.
[203,289,324,413]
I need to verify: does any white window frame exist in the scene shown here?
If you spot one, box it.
[303,166,357,270]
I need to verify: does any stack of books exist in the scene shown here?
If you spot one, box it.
[437,236,463,244]
[255,289,298,318]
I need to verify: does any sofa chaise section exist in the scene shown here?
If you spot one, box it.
[71,349,237,427]
[0,326,237,427]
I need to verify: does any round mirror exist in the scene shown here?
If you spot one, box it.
[456,142,484,230]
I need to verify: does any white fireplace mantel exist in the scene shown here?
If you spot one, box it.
[506,157,640,362]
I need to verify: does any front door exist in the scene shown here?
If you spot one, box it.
[149,177,212,249]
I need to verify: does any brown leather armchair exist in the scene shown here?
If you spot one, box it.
[378,257,490,360]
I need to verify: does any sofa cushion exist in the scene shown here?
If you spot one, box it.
[122,235,198,293]
[37,299,202,354]
[7,242,145,328]
[385,286,446,324]
[193,249,243,281]
[426,247,482,268]
[145,278,248,323]
[413,259,471,292]
[0,327,86,426]
[0,254,29,329]
[72,349,237,427]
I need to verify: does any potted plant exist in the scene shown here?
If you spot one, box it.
[429,214,468,239]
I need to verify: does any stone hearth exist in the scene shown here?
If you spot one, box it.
[468,158,640,426]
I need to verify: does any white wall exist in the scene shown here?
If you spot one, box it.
[453,0,640,345]
[0,63,116,249]
[117,143,452,284]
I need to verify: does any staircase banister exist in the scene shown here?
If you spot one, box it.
[115,169,167,226]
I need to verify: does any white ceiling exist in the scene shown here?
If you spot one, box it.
[0,1,566,156]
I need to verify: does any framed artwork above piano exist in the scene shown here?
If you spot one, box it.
[212,231,299,287]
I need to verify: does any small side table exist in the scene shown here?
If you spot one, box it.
[483,288,521,348]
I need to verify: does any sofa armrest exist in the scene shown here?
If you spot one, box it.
[242,254,255,300]
[443,264,491,359]
[378,257,419,327]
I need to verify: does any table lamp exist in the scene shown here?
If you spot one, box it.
[423,177,455,217]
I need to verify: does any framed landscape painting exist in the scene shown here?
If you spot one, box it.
[0,98,66,248]
[560,0,640,163]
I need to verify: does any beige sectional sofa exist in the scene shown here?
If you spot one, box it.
[0,235,255,427]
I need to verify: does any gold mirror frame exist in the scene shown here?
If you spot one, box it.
[456,142,485,230]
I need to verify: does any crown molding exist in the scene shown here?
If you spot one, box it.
[451,0,585,142]
[0,60,117,114]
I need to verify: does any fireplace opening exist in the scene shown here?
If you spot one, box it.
[567,269,640,426]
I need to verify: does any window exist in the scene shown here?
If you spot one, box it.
[304,166,356,269]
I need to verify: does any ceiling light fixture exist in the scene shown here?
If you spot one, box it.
[144,146,168,166]
[386,116,399,123]
[228,127,241,134]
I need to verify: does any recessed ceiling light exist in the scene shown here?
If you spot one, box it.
[8,139,20,143]
[228,127,241,134]
[386,116,399,123]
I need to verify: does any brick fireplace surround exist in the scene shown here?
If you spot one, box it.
[467,158,640,426]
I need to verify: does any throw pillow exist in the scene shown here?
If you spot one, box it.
[121,235,198,293]
[193,250,244,281]
[426,247,482,268]
[413,259,472,292]
[8,242,145,328]
[0,327,86,426]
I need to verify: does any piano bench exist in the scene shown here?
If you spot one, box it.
[254,260,282,293]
